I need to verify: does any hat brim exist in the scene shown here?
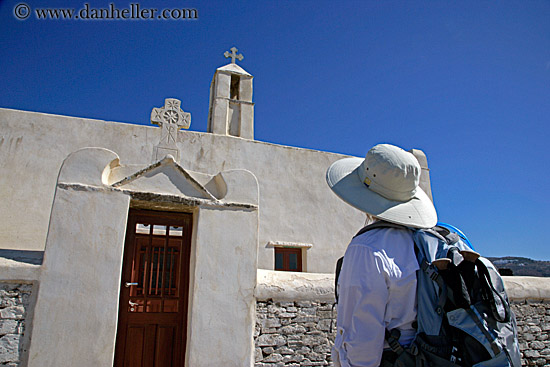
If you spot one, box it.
[326,157,437,229]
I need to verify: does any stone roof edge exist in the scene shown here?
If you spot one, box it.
[255,270,550,303]
[0,108,357,159]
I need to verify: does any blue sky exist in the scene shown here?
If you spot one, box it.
[1,1,549,259]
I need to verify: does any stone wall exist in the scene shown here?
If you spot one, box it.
[0,283,33,367]
[513,302,550,366]
[255,271,550,367]
[255,300,336,366]
[254,299,550,367]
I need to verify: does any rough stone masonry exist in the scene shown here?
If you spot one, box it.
[0,283,32,367]
[513,302,550,367]
[255,299,550,367]
[1,281,550,366]
[255,300,336,367]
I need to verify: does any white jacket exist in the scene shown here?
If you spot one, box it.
[332,227,419,367]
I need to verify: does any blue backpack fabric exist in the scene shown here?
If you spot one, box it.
[410,226,521,367]
[335,222,521,367]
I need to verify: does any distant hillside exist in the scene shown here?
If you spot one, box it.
[487,257,550,277]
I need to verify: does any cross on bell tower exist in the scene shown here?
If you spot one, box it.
[224,47,244,64]
[207,47,254,139]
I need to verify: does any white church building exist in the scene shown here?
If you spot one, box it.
[0,48,475,367]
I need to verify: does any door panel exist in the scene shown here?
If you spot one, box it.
[115,209,192,367]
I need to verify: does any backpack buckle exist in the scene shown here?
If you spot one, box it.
[424,264,440,282]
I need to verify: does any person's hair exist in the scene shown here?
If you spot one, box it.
[364,213,379,226]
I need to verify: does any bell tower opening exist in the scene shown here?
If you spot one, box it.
[230,74,240,100]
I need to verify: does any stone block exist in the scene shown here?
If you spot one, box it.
[313,344,332,353]
[318,304,334,311]
[283,353,304,363]
[318,311,333,319]
[524,350,540,358]
[317,319,332,331]
[307,331,324,338]
[0,306,24,320]
[257,334,286,347]
[307,351,325,361]
[276,346,294,355]
[263,353,283,363]
[531,341,546,350]
[255,347,263,362]
[0,297,17,308]
[287,334,302,341]
[300,307,317,315]
[279,312,297,319]
[297,346,311,354]
[293,315,319,323]
[268,304,285,315]
[260,318,282,329]
[281,324,307,335]
[278,302,295,308]
[0,334,20,363]
[287,340,304,349]
[0,320,18,335]
[302,335,325,346]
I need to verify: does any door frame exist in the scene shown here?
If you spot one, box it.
[114,208,193,367]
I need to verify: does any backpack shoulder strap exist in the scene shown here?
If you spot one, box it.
[476,259,511,323]
[353,221,407,238]
[334,256,344,303]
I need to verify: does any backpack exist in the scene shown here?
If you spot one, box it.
[334,222,521,367]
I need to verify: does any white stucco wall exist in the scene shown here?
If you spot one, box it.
[21,145,263,366]
[0,108,365,273]
[28,182,130,367]
[187,205,258,366]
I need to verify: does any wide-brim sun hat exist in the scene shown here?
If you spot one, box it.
[326,144,437,229]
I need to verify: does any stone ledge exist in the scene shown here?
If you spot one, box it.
[0,257,40,282]
[503,276,550,302]
[256,271,550,303]
[256,270,334,302]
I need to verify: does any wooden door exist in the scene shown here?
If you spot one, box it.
[114,209,192,367]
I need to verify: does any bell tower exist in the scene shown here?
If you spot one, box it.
[207,47,254,139]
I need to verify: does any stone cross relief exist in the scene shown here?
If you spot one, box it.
[224,47,243,64]
[150,98,191,161]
